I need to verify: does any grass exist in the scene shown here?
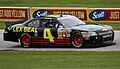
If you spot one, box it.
[0,51,120,69]
[0,22,6,29]
[0,0,120,8]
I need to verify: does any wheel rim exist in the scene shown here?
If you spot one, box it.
[73,34,83,46]
[21,35,30,46]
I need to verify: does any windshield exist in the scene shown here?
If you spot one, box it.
[58,16,86,28]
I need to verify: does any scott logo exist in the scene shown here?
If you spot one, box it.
[89,10,108,21]
[33,10,50,18]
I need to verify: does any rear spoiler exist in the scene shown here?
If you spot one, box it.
[5,18,28,27]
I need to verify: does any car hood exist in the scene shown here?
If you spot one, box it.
[71,24,113,32]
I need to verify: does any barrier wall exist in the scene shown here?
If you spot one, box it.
[0,7,29,21]
[0,7,120,22]
[30,7,88,21]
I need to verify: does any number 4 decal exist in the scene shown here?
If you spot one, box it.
[44,29,54,42]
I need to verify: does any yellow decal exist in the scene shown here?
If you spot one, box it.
[13,27,37,32]
[19,27,22,32]
[62,28,71,30]
[27,27,31,32]
[23,27,28,32]
[44,29,54,42]
[13,27,16,32]
[35,28,37,32]
[58,32,62,37]
[31,28,35,32]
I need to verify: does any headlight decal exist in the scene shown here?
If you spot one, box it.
[81,32,97,37]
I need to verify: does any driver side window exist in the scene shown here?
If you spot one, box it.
[28,19,40,28]
[40,19,60,28]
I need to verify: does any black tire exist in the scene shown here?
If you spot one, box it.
[112,31,114,42]
[20,33,32,48]
[71,32,83,48]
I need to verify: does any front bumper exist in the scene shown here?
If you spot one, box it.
[83,31,114,46]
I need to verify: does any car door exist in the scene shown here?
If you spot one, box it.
[43,19,71,44]
[29,18,71,45]
[34,19,58,44]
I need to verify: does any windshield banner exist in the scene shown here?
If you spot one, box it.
[30,7,88,21]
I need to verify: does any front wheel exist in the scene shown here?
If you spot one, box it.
[71,33,83,48]
[20,33,32,48]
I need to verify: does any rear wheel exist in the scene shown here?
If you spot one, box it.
[72,33,83,48]
[20,33,32,48]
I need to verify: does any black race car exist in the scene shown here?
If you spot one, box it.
[3,15,114,48]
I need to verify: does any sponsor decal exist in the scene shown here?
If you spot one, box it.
[102,28,108,31]
[33,10,50,18]
[103,34,112,38]
[63,32,70,37]
[7,26,12,31]
[57,28,63,39]
[89,10,108,21]
[58,28,71,38]
[34,31,38,37]
[62,29,71,37]
[58,32,70,38]
[11,27,37,32]
[58,32,63,37]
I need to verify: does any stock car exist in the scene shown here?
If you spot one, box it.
[3,15,114,48]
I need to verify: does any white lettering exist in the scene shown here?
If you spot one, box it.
[92,11,105,19]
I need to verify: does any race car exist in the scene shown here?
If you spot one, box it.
[3,15,114,48]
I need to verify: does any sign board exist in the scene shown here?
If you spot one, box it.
[30,7,88,21]
[0,7,29,21]
[1,7,120,22]
[88,8,120,22]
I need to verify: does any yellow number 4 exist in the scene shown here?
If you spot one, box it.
[44,29,54,42]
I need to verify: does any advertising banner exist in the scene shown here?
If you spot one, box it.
[30,7,88,21]
[0,7,29,21]
[88,8,120,22]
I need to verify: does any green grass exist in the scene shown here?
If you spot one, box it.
[0,51,120,69]
[0,22,6,29]
[0,0,120,8]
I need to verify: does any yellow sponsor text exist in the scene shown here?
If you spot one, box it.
[13,27,37,32]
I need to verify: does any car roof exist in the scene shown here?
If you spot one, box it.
[33,15,74,20]
[47,15,72,18]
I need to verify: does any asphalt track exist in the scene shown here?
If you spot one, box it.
[0,30,120,51]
